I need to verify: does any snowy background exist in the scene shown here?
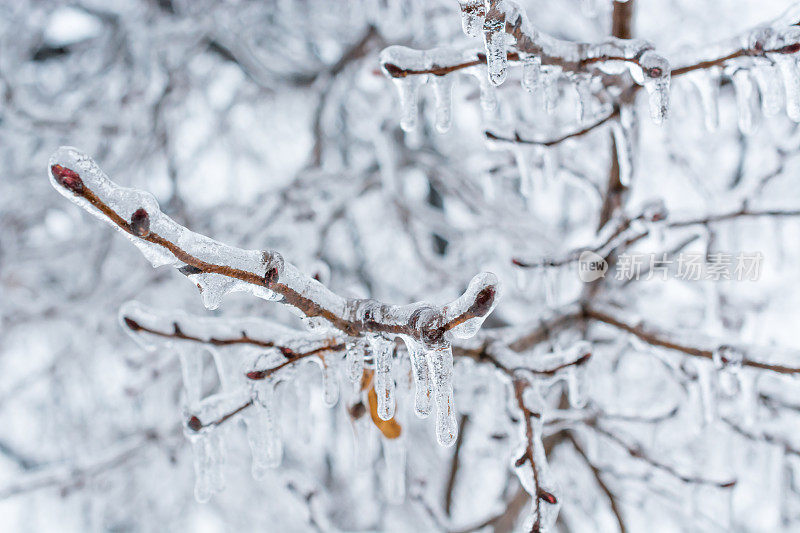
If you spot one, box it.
[2,0,800,531]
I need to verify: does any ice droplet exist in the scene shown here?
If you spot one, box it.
[369,335,396,421]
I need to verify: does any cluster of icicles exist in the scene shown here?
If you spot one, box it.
[672,8,800,135]
[47,146,499,505]
[380,0,671,134]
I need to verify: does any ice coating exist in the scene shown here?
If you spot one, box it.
[380,1,671,124]
[51,147,498,349]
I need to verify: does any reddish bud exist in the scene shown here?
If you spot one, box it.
[780,43,800,54]
[538,489,558,505]
[51,164,84,193]
[246,370,267,380]
[278,346,295,358]
[123,317,141,331]
[130,208,150,237]
[382,63,406,78]
[648,66,663,78]
[470,285,496,317]
[264,267,279,286]
[187,415,202,432]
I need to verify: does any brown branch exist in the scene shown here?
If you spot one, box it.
[584,306,800,375]
[722,417,800,457]
[587,422,736,488]
[50,164,497,345]
[445,415,470,516]
[512,379,544,532]
[485,107,619,147]
[568,432,627,533]
[513,205,800,269]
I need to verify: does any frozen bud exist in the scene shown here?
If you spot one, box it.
[640,51,668,80]
[469,285,497,317]
[246,370,267,380]
[50,164,84,193]
[538,489,558,505]
[713,345,744,370]
[349,401,367,420]
[130,208,150,237]
[262,250,284,286]
[123,317,142,331]
[187,415,203,432]
[641,199,668,222]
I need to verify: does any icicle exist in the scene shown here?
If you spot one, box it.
[610,107,635,187]
[515,146,533,197]
[772,54,800,121]
[382,437,407,502]
[427,345,457,447]
[178,349,203,408]
[430,75,454,133]
[457,0,484,38]
[478,70,498,112]
[484,1,507,86]
[713,345,744,398]
[189,435,211,503]
[566,364,588,409]
[404,338,433,418]
[752,63,784,116]
[321,355,339,407]
[696,361,716,425]
[573,74,593,124]
[731,69,758,134]
[639,51,670,124]
[345,340,364,388]
[392,77,424,131]
[541,66,559,113]
[369,335,396,421]
[521,55,542,93]
[246,380,282,480]
[688,70,720,131]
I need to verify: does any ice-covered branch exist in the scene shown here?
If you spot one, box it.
[585,306,800,375]
[585,421,737,488]
[49,147,501,452]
